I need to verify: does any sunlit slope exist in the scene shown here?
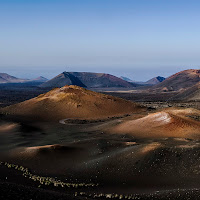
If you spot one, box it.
[111,108,200,139]
[152,69,200,92]
[1,85,144,121]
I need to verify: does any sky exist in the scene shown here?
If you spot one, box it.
[0,0,200,81]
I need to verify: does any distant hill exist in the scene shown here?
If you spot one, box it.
[0,73,28,83]
[68,72,136,88]
[120,75,165,85]
[41,72,136,88]
[1,85,144,121]
[152,69,200,92]
[31,76,48,82]
[40,72,86,88]
[0,73,49,84]
[145,76,165,85]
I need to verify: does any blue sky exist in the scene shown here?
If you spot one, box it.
[0,0,200,81]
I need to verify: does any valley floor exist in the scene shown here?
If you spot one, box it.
[0,112,200,199]
[0,85,200,199]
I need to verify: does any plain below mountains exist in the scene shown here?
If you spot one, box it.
[40,72,137,88]
[1,85,144,121]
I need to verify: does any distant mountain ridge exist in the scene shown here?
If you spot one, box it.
[0,73,27,83]
[40,72,86,88]
[31,76,48,82]
[0,73,48,84]
[146,76,165,85]
[0,72,165,87]
[2,69,199,94]
[0,73,28,83]
[69,72,136,88]
[120,75,165,85]
[41,72,137,88]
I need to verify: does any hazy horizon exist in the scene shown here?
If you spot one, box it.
[1,66,199,82]
[1,0,200,81]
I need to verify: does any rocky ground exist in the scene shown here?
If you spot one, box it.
[0,86,200,199]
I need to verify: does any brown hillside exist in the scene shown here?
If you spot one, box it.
[68,72,136,88]
[1,85,144,121]
[110,108,200,139]
[40,72,86,88]
[171,82,200,101]
[151,69,200,92]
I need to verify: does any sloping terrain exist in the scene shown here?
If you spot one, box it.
[120,76,165,85]
[31,76,48,82]
[0,122,19,133]
[1,85,144,121]
[171,82,200,101]
[0,73,28,83]
[151,69,200,92]
[120,76,133,82]
[65,72,136,88]
[146,76,165,85]
[40,72,86,88]
[4,134,200,194]
[110,108,200,139]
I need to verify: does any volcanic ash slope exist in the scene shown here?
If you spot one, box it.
[172,82,200,101]
[111,108,200,139]
[152,69,200,92]
[1,85,144,121]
